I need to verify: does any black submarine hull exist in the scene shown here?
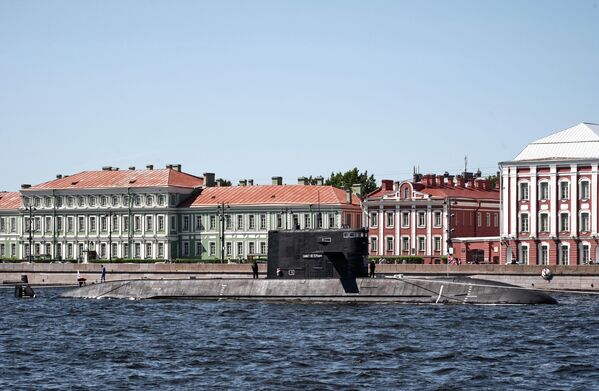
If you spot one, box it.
[61,276,557,304]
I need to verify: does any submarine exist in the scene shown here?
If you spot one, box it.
[61,228,557,304]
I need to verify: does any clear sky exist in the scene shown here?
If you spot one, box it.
[1,0,598,191]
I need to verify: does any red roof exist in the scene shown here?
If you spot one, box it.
[0,192,20,210]
[26,169,204,190]
[367,182,499,201]
[184,185,361,207]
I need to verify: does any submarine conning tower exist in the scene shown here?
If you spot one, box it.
[266,228,369,279]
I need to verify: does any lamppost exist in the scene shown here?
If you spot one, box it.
[104,208,113,262]
[217,202,230,263]
[24,205,36,262]
[444,198,457,276]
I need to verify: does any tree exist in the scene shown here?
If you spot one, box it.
[486,174,499,189]
[325,168,377,195]
[217,178,232,187]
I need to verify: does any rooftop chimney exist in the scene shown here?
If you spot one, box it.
[239,179,247,186]
[272,176,283,186]
[203,172,216,187]
[467,178,475,188]
[346,189,353,204]
[447,175,455,187]
[298,177,309,185]
[21,184,31,189]
[248,179,254,186]
[172,164,182,172]
[146,164,154,170]
[102,166,112,171]
[351,183,363,199]
[431,174,437,187]
[381,179,394,191]
[128,166,135,170]
[315,176,324,186]
[456,175,465,187]
[166,164,173,169]
[56,174,63,179]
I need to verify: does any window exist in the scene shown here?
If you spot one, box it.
[401,212,409,228]
[560,213,569,232]
[77,196,84,207]
[402,237,410,252]
[134,216,141,231]
[158,195,166,206]
[135,243,141,258]
[226,242,232,256]
[386,212,394,228]
[433,237,441,252]
[417,212,425,228]
[304,214,311,229]
[249,215,256,230]
[369,212,378,228]
[237,242,244,257]
[581,213,590,232]
[123,243,129,258]
[67,243,73,258]
[370,237,378,252]
[146,195,153,206]
[385,237,393,252]
[520,214,529,232]
[276,214,283,229]
[328,214,335,228]
[316,213,323,229]
[582,244,590,264]
[111,196,119,206]
[195,242,202,256]
[146,216,153,231]
[225,215,232,230]
[519,182,529,200]
[56,197,63,207]
[123,216,130,231]
[100,243,106,258]
[521,245,529,264]
[486,213,491,227]
[57,217,63,233]
[292,214,299,229]
[403,188,409,199]
[100,216,107,231]
[195,216,202,230]
[112,243,118,258]
[560,181,569,200]
[539,245,549,265]
[45,216,51,233]
[183,242,189,256]
[433,212,442,228]
[539,214,549,232]
[44,197,51,207]
[580,181,590,200]
[249,242,255,255]
[183,216,190,231]
[237,215,244,230]
[209,242,216,256]
[89,197,96,207]
[157,243,164,258]
[494,213,499,227]
[477,213,482,227]
[209,215,216,230]
[11,243,16,257]
[260,214,267,230]
[560,245,569,265]
[146,243,152,258]
[0,244,4,256]
[260,242,267,254]
[78,217,85,232]
[418,237,425,252]
[134,196,141,206]
[158,216,164,232]
[100,196,107,207]
[0,218,5,232]
[539,182,549,200]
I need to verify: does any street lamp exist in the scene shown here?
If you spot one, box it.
[24,205,36,262]
[217,202,230,263]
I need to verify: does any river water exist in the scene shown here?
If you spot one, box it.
[1,288,598,390]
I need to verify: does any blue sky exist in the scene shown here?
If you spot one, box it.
[1,0,598,190]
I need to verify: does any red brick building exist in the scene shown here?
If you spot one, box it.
[500,122,599,265]
[363,173,500,263]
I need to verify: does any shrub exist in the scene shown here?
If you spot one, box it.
[368,256,424,264]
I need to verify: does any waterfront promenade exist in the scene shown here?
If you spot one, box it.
[2,263,599,292]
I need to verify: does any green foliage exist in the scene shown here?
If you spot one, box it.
[486,174,499,189]
[217,178,232,186]
[368,256,424,264]
[325,168,377,195]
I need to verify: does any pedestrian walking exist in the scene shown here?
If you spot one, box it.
[251,261,259,279]
[100,265,106,283]
[369,260,376,278]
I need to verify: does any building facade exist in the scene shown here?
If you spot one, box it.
[179,181,362,261]
[363,173,500,263]
[0,192,21,259]
[500,122,599,265]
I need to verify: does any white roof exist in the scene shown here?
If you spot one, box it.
[513,122,599,161]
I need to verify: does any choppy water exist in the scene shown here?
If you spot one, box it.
[1,289,599,390]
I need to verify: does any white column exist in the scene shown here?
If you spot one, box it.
[592,164,598,235]
[501,167,509,237]
[378,206,383,255]
[530,167,537,236]
[550,165,558,236]
[411,205,416,255]
[395,205,400,255]
[509,167,518,237]
[442,203,448,255]
[570,164,578,235]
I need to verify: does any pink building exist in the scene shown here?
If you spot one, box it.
[363,173,500,264]
[500,122,599,265]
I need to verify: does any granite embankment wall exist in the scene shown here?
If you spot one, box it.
[2,263,599,292]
